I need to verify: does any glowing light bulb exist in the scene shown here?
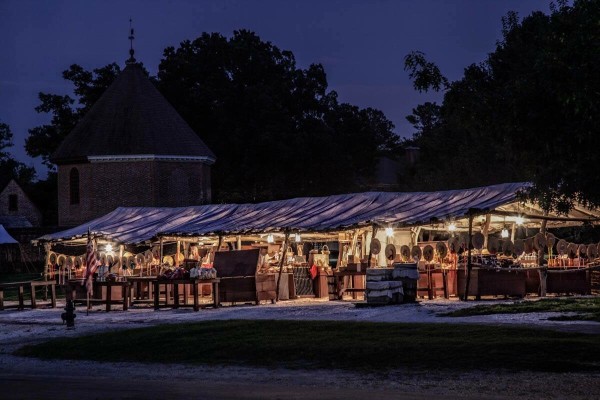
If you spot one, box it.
[501,228,509,238]
[448,223,457,232]
[267,234,274,244]
[385,227,394,237]
[295,233,301,243]
[515,216,524,226]
[105,244,113,253]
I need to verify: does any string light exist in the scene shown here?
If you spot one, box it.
[448,223,457,232]
[295,233,301,243]
[267,234,274,244]
[105,244,113,253]
[385,227,394,237]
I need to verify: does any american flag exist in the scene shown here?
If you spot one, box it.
[83,230,99,296]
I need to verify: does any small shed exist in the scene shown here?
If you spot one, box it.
[0,179,42,227]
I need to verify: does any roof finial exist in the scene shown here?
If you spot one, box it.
[127,18,136,64]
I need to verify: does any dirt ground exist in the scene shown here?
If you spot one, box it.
[1,298,599,399]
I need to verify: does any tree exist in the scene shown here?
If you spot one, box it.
[0,121,36,189]
[403,0,600,213]
[156,30,400,201]
[27,30,399,203]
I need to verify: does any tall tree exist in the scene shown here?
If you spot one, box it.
[156,30,400,201]
[0,121,36,189]
[27,31,399,203]
[404,0,600,213]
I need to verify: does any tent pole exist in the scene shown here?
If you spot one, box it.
[119,245,124,276]
[349,229,359,264]
[275,232,289,302]
[43,243,51,299]
[538,217,548,297]
[463,212,474,301]
[482,214,491,249]
[237,235,242,251]
[159,237,164,267]
[367,224,378,268]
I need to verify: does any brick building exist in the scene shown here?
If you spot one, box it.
[51,59,216,227]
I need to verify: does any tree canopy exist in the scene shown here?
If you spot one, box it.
[403,0,600,213]
[26,30,400,203]
[0,120,36,189]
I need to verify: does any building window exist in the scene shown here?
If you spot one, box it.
[70,168,80,205]
[8,194,18,211]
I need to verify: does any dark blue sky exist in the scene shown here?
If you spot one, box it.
[1,0,550,178]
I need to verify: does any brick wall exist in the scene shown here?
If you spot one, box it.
[0,180,42,226]
[58,161,211,227]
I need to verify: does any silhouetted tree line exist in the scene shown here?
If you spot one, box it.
[401,0,600,213]
[20,0,600,223]
[25,30,400,216]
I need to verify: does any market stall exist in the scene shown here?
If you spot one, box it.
[34,182,600,305]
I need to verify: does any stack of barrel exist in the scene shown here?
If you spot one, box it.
[365,268,403,304]
[392,263,419,302]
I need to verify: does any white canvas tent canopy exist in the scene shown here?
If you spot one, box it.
[36,182,600,247]
[0,224,18,244]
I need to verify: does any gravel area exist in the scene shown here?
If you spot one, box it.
[1,298,599,399]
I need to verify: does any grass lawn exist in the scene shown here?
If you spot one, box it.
[441,297,600,322]
[15,320,600,373]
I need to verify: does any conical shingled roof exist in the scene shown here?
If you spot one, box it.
[51,63,216,164]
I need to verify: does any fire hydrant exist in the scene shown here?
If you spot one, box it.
[61,299,76,328]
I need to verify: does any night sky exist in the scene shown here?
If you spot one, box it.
[1,0,550,178]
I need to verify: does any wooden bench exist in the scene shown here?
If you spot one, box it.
[0,280,57,310]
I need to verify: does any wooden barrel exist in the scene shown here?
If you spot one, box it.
[393,263,418,302]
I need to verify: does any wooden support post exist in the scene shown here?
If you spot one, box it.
[346,229,359,265]
[510,223,516,243]
[463,212,475,301]
[482,214,491,249]
[237,235,242,251]
[275,232,289,302]
[119,244,124,276]
[175,240,180,267]
[367,224,378,267]
[159,237,164,265]
[43,243,51,299]
[538,218,548,297]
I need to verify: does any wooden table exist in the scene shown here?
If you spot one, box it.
[418,265,448,299]
[0,280,57,310]
[67,280,131,312]
[126,276,156,304]
[153,278,220,311]
[333,270,366,300]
